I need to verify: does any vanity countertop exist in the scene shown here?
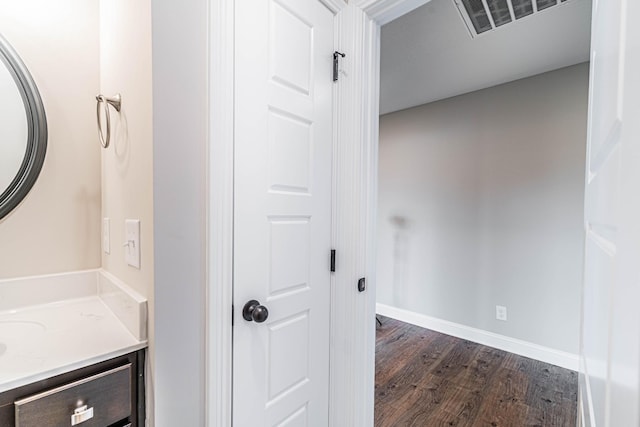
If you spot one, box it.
[0,270,147,393]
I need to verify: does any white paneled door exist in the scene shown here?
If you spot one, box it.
[580,0,640,425]
[233,0,334,425]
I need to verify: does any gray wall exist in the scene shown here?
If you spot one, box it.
[377,63,588,354]
[152,0,208,424]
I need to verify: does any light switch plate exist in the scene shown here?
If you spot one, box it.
[103,218,110,254]
[125,219,141,269]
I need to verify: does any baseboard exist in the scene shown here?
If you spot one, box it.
[376,303,579,371]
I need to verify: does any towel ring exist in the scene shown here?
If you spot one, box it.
[96,94,121,148]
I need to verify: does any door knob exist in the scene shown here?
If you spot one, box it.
[242,300,269,323]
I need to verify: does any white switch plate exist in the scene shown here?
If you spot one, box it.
[125,219,141,269]
[102,218,110,254]
[496,305,507,321]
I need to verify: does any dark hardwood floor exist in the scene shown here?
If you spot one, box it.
[375,316,578,427]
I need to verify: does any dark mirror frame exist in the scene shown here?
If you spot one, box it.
[0,33,47,220]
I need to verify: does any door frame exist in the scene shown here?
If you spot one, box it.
[207,0,432,425]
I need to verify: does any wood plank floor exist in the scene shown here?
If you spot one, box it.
[375,316,578,427]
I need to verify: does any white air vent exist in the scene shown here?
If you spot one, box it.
[454,0,572,37]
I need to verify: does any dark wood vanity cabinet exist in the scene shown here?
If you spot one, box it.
[0,350,144,427]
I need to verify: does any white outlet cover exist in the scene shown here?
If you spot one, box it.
[125,219,141,269]
[496,305,507,321]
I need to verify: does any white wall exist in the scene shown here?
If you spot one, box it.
[99,0,154,423]
[377,63,588,354]
[99,0,153,313]
[0,0,101,279]
[152,0,208,425]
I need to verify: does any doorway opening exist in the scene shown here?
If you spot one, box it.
[372,0,591,424]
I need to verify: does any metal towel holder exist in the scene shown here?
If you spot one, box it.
[96,93,121,148]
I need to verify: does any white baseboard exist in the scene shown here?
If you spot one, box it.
[376,303,579,371]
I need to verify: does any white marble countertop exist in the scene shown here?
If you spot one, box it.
[0,270,148,393]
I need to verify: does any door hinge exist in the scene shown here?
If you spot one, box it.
[333,51,345,82]
[231,304,234,326]
[330,249,336,272]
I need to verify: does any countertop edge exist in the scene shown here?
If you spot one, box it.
[0,341,147,394]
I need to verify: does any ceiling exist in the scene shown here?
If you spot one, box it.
[379,0,592,115]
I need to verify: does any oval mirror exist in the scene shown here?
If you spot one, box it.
[0,33,47,220]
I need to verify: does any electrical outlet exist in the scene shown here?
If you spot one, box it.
[102,218,110,254]
[496,305,507,321]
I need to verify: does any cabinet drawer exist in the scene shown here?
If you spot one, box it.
[14,364,131,427]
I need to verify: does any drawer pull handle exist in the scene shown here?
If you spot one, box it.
[71,405,94,426]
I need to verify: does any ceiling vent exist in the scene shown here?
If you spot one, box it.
[454,0,572,37]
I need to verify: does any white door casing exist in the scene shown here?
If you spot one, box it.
[233,0,335,424]
[580,0,640,425]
